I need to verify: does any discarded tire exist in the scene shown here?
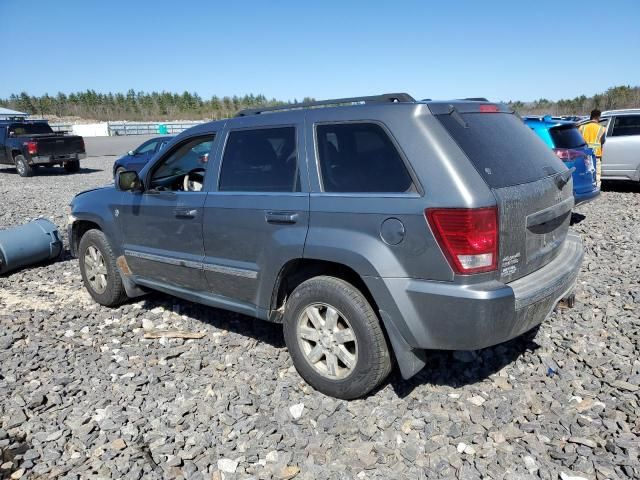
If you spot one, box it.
[0,219,63,275]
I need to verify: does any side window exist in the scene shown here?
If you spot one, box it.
[316,123,414,193]
[219,127,299,192]
[136,140,158,154]
[150,135,214,191]
[610,116,640,137]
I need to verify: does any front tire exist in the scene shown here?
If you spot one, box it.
[14,155,33,177]
[283,276,392,399]
[64,160,80,173]
[78,229,128,307]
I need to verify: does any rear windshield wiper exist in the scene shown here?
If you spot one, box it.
[448,105,468,128]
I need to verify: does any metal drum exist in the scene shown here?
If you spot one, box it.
[0,219,63,275]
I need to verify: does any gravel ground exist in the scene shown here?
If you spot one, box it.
[0,157,638,480]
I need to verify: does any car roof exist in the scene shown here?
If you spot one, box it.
[602,108,640,116]
[0,119,49,125]
[178,94,509,136]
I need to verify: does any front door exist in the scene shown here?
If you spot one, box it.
[202,117,309,311]
[117,134,216,291]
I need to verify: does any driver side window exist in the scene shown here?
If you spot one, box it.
[150,135,215,191]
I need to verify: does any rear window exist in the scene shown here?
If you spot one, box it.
[219,127,299,192]
[610,115,640,137]
[9,123,54,135]
[434,112,564,188]
[549,126,587,149]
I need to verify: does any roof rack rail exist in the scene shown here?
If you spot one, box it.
[236,93,415,116]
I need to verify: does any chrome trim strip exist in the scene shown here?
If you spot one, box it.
[125,250,202,270]
[124,249,258,279]
[202,263,258,279]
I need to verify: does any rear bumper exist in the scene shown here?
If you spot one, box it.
[31,153,85,164]
[574,188,600,206]
[375,233,583,351]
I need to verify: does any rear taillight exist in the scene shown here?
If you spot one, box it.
[80,138,85,151]
[553,148,583,162]
[25,141,37,155]
[426,207,498,274]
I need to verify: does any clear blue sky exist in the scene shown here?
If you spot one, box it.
[1,0,638,102]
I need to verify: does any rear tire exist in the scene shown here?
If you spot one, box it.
[283,276,392,399]
[14,155,33,177]
[78,229,128,307]
[64,160,80,173]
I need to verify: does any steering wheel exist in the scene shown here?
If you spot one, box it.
[183,168,206,192]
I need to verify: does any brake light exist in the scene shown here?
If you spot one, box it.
[25,141,38,155]
[80,138,85,152]
[479,104,499,113]
[426,207,498,274]
[553,148,583,162]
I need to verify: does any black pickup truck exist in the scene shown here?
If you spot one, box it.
[0,119,86,177]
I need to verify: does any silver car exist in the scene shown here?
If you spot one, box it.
[599,109,640,182]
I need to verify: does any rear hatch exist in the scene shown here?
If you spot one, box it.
[549,125,597,194]
[430,102,573,283]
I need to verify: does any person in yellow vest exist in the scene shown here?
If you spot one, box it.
[578,109,606,187]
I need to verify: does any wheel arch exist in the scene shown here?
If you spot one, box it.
[70,219,103,257]
[269,258,378,321]
[269,257,428,380]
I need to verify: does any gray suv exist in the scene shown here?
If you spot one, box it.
[68,94,583,399]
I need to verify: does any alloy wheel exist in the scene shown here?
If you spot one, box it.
[297,303,358,379]
[84,245,108,294]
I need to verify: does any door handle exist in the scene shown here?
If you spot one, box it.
[175,208,198,219]
[265,211,299,224]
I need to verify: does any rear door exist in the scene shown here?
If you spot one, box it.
[602,115,640,180]
[431,104,572,282]
[201,115,309,311]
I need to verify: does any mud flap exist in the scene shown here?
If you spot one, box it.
[379,310,427,379]
[116,255,148,298]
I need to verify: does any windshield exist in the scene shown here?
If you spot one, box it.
[9,123,54,136]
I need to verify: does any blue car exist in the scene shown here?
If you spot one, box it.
[113,136,173,177]
[524,116,599,205]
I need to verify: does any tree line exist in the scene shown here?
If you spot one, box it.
[508,85,640,116]
[1,85,638,121]
[0,90,314,121]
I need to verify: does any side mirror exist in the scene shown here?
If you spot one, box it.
[116,170,142,192]
[127,150,135,156]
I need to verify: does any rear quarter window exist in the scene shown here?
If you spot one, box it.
[316,122,414,193]
[549,126,587,149]
[434,112,565,188]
